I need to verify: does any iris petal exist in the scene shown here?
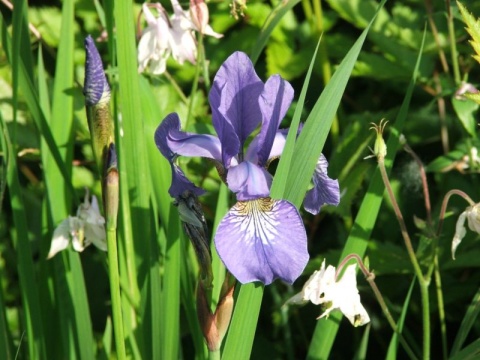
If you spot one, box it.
[304,154,340,215]
[84,36,110,106]
[214,198,308,284]
[256,75,293,166]
[154,112,222,162]
[226,162,271,200]
[209,52,263,166]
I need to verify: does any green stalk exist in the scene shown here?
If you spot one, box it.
[434,256,448,360]
[107,226,126,359]
[378,161,430,359]
[104,146,126,359]
[446,0,461,84]
[185,35,203,130]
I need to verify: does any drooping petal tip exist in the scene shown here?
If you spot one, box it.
[215,198,308,285]
[84,35,110,106]
[304,154,340,215]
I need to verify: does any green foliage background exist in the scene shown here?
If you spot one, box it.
[1,0,480,359]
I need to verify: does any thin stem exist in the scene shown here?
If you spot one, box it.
[164,71,188,103]
[434,255,448,360]
[433,71,449,153]
[378,161,430,359]
[107,227,126,360]
[301,0,313,20]
[198,35,211,91]
[185,36,203,129]
[378,162,424,281]
[209,349,220,360]
[446,0,461,85]
[403,143,433,230]
[436,189,475,237]
[424,0,449,73]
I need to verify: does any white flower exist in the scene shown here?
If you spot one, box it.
[452,203,480,259]
[47,192,106,259]
[286,260,370,327]
[137,1,222,75]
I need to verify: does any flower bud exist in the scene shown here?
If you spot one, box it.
[104,143,119,230]
[369,119,388,162]
[190,0,209,34]
[175,190,213,288]
[84,35,114,174]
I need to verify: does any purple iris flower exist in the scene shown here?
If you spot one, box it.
[154,52,340,285]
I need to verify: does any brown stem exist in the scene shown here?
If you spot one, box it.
[436,189,475,237]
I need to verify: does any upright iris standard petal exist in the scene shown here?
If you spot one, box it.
[214,198,309,284]
[303,154,340,215]
[209,52,264,166]
[256,75,294,166]
[84,36,110,106]
[226,162,272,200]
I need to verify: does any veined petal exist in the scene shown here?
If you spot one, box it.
[226,162,271,200]
[47,219,71,259]
[304,154,340,215]
[256,75,293,166]
[209,52,263,166]
[214,198,308,284]
[84,36,110,106]
[155,113,222,162]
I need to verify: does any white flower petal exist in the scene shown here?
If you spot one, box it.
[70,217,87,252]
[452,211,468,259]
[287,261,370,327]
[47,219,71,259]
[466,204,480,233]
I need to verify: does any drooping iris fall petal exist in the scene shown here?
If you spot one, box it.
[214,198,308,284]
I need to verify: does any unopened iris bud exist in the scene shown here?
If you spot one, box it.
[175,190,213,287]
[104,143,119,230]
[84,35,114,175]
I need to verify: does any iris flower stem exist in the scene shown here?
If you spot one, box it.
[106,226,126,360]
[446,0,461,85]
[341,254,419,360]
[378,160,430,360]
[436,189,475,237]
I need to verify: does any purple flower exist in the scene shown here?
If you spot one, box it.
[154,52,340,285]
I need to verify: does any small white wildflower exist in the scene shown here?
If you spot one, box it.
[47,191,106,259]
[137,1,222,75]
[286,260,370,327]
[452,203,480,259]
